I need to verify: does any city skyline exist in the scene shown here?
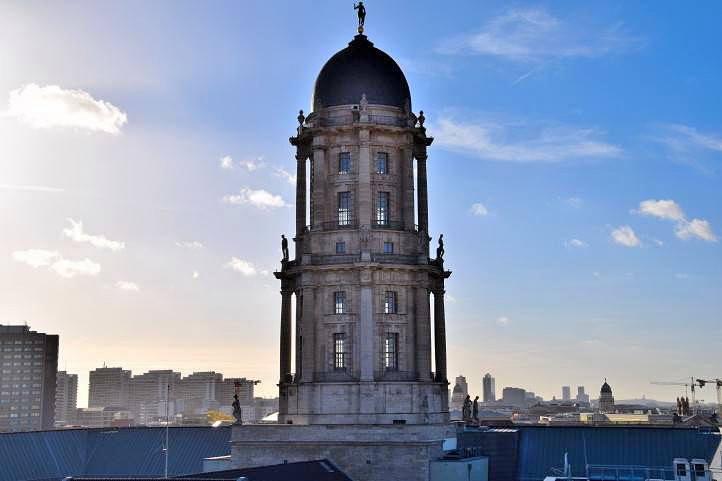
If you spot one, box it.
[2,1,721,409]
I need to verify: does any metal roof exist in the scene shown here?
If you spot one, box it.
[515,426,721,481]
[0,427,231,481]
[177,459,354,481]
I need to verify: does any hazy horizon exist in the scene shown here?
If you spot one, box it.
[1,1,720,409]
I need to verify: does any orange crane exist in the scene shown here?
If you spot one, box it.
[695,378,721,415]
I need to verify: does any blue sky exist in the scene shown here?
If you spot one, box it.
[1,1,720,407]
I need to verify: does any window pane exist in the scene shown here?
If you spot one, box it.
[336,242,346,254]
[384,291,396,314]
[334,291,346,314]
[384,333,398,370]
[339,152,351,174]
[376,192,389,225]
[376,152,388,174]
[384,242,393,254]
[334,333,346,369]
[338,192,351,226]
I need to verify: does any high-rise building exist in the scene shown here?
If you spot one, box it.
[0,324,58,432]
[216,377,255,407]
[88,367,131,409]
[576,385,590,404]
[55,371,78,425]
[502,387,527,407]
[562,385,571,401]
[178,371,223,415]
[450,375,468,411]
[128,370,180,424]
[482,373,496,403]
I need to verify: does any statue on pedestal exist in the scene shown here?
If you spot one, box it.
[232,393,242,425]
[436,234,445,262]
[473,396,479,423]
[354,2,366,33]
[281,235,289,261]
[462,394,472,421]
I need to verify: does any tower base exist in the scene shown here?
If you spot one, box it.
[231,423,452,481]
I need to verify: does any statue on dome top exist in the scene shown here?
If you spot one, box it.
[354,2,366,33]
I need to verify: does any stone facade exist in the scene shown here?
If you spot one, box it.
[231,424,451,481]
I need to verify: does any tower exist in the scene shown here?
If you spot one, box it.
[483,373,496,403]
[562,385,571,401]
[599,379,615,413]
[275,31,450,426]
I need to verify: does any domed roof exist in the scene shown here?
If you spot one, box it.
[601,381,612,394]
[312,34,411,111]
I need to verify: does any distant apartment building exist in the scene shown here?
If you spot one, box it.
[88,367,131,409]
[128,370,180,424]
[450,375,468,412]
[55,371,78,425]
[178,371,223,415]
[502,387,527,407]
[562,386,571,401]
[0,324,59,432]
[482,373,496,403]
[216,377,256,407]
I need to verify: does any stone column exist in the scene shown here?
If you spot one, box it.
[295,151,306,241]
[416,154,429,236]
[279,288,293,383]
[432,287,447,383]
[415,286,431,381]
[311,142,326,227]
[401,148,415,231]
[358,128,372,228]
[300,287,316,382]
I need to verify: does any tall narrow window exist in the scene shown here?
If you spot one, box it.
[384,291,397,314]
[384,333,399,370]
[334,291,346,314]
[384,242,394,254]
[376,192,389,225]
[336,241,346,254]
[376,152,388,174]
[338,152,351,174]
[334,333,346,369]
[338,191,351,226]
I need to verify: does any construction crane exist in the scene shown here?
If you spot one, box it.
[650,378,698,415]
[695,378,721,415]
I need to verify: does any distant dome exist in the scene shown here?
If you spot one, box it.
[601,381,612,394]
[312,34,411,111]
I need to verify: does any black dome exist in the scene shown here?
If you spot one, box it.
[312,35,411,111]
[601,381,612,394]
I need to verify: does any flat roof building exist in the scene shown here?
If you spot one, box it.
[0,324,58,432]
[88,367,131,409]
[56,371,78,426]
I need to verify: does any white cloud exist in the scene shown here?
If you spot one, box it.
[12,249,101,278]
[674,273,689,280]
[634,199,717,243]
[433,117,620,162]
[63,218,125,251]
[225,257,258,276]
[470,203,489,216]
[437,8,640,62]
[611,225,640,247]
[116,280,139,291]
[660,124,722,153]
[4,83,127,134]
[11,249,59,268]
[565,238,588,248]
[192,270,200,279]
[496,316,510,325]
[219,155,234,170]
[636,199,685,221]
[239,156,265,172]
[222,188,288,209]
[563,197,583,208]
[275,166,297,185]
[676,218,717,242]
[50,258,101,278]
[175,240,203,249]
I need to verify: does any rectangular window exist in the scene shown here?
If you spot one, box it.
[384,333,399,370]
[376,152,388,174]
[376,192,389,225]
[336,242,346,254]
[338,152,351,174]
[334,291,346,314]
[334,333,347,370]
[338,192,352,226]
[384,291,397,314]
[384,242,394,254]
